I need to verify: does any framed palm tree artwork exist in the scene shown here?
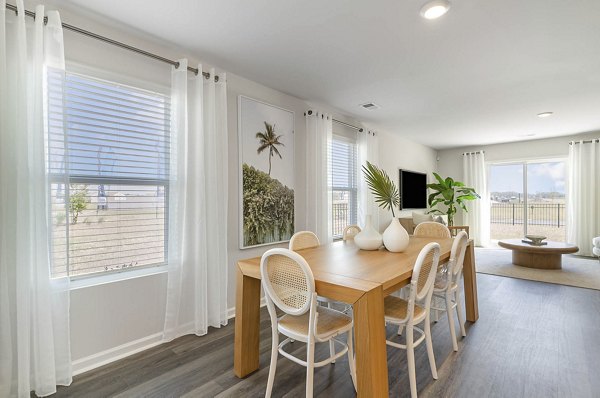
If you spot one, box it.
[238,95,295,248]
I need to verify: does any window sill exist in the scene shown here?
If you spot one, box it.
[69,265,168,290]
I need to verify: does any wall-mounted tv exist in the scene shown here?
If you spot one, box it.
[399,169,427,209]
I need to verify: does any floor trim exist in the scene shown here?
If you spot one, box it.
[72,332,164,376]
[73,298,266,376]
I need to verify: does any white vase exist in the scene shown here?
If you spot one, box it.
[354,215,383,250]
[383,218,410,252]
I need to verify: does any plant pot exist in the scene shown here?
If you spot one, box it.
[382,218,410,252]
[354,215,383,250]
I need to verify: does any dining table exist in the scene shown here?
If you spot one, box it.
[233,236,479,397]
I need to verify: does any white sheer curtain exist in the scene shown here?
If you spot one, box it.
[0,2,72,396]
[567,139,600,256]
[305,111,333,243]
[463,151,490,247]
[163,60,228,341]
[357,130,380,230]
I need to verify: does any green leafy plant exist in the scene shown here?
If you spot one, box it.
[69,185,90,225]
[426,173,480,226]
[362,161,400,217]
[256,122,284,176]
[242,164,294,246]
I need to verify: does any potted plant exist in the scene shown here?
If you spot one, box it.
[426,173,480,226]
[361,161,409,252]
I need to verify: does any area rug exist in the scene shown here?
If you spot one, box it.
[475,248,600,290]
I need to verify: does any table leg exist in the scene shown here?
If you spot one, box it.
[353,286,389,397]
[462,242,479,322]
[234,267,261,378]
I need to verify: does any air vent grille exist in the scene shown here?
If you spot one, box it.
[360,102,380,110]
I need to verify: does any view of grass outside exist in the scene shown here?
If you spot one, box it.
[51,184,166,278]
[489,161,566,242]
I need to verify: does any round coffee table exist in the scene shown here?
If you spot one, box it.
[497,239,579,269]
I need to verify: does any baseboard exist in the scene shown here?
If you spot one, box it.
[227,305,236,320]
[73,298,266,376]
[72,332,164,376]
[226,297,267,319]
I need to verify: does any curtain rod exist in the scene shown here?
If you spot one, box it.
[5,3,219,82]
[569,139,599,145]
[304,110,364,132]
[462,150,485,155]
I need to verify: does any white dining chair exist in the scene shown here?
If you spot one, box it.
[385,242,440,398]
[289,230,320,251]
[289,230,346,361]
[413,221,451,239]
[261,248,357,398]
[342,225,361,241]
[431,231,469,351]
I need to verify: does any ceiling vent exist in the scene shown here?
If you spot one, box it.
[360,102,380,110]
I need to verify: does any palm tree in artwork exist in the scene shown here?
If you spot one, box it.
[256,122,284,176]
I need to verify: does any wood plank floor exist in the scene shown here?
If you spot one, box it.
[49,273,600,398]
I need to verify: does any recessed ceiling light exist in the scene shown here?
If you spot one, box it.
[537,112,553,118]
[420,0,451,20]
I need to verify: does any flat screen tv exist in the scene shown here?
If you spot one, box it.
[399,169,427,209]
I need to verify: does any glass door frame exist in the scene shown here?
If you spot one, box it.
[487,157,567,238]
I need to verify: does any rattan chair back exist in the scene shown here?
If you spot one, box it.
[289,231,320,251]
[411,242,441,302]
[260,248,315,316]
[414,222,451,239]
[342,225,361,241]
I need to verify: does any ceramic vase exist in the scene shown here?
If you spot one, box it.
[354,215,383,250]
[382,217,410,252]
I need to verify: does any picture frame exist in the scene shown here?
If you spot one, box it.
[238,95,295,249]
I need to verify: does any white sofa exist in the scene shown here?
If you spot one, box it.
[593,237,600,259]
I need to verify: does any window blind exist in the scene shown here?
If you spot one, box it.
[47,70,170,278]
[330,134,358,238]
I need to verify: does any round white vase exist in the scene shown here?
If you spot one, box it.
[382,218,410,252]
[354,215,383,250]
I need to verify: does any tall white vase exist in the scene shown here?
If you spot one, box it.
[354,215,383,250]
[383,218,410,252]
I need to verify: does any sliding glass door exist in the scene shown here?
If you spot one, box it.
[489,160,566,241]
[525,162,566,240]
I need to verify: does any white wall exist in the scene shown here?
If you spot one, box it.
[225,74,310,311]
[376,130,439,230]
[32,0,437,373]
[39,2,315,368]
[437,130,600,224]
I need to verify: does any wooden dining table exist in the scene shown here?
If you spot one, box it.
[234,236,479,397]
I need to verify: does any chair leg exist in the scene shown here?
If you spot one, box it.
[306,339,315,398]
[455,290,467,337]
[346,329,357,392]
[265,330,279,398]
[397,324,405,335]
[424,313,438,380]
[446,294,458,352]
[327,303,336,363]
[329,340,336,364]
[434,308,439,323]
[406,326,418,398]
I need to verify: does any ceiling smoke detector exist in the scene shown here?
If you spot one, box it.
[360,102,380,110]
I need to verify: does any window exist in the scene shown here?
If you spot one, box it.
[489,160,566,242]
[47,69,170,278]
[330,134,358,238]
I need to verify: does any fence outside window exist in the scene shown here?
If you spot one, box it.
[490,202,565,227]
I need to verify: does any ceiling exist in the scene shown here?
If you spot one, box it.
[60,0,600,149]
